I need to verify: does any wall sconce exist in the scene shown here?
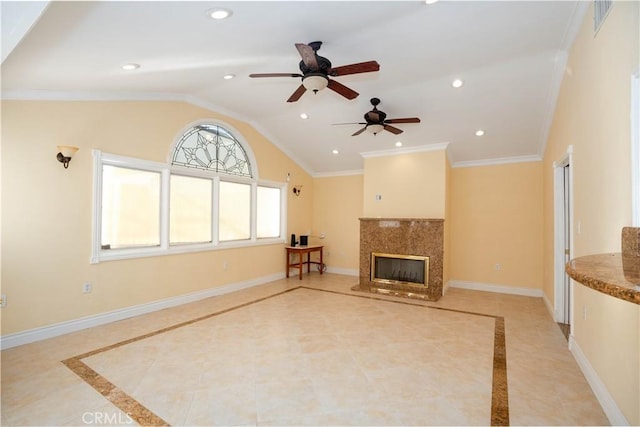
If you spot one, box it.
[292,185,302,196]
[56,145,79,169]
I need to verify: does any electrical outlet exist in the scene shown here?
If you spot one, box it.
[495,263,501,271]
[83,282,92,293]
[0,294,6,308]
[223,261,228,271]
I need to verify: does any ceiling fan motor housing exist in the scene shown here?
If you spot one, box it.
[365,109,386,124]
[299,56,332,75]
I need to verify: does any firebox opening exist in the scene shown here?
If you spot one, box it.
[371,252,429,287]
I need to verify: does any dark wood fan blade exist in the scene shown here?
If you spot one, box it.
[385,118,421,124]
[295,43,319,71]
[383,124,404,135]
[333,122,367,126]
[249,73,303,78]
[327,79,359,100]
[287,84,307,102]
[330,61,380,76]
[352,127,367,136]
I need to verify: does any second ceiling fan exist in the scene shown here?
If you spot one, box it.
[249,41,379,102]
[336,97,421,136]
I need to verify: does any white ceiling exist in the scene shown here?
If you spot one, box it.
[1,1,587,175]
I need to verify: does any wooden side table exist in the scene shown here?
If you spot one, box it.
[285,245,324,280]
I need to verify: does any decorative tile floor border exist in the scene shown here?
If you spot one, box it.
[62,286,509,426]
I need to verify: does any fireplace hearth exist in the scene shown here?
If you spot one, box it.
[353,218,444,301]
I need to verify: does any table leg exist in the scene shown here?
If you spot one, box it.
[286,250,290,278]
[298,252,303,280]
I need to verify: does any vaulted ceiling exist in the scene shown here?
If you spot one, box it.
[1,1,587,175]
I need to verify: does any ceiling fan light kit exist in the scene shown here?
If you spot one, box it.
[367,124,385,135]
[302,74,329,93]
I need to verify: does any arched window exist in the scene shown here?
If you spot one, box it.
[171,124,252,178]
[91,121,285,263]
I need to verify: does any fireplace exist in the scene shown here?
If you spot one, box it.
[371,252,429,287]
[353,218,443,301]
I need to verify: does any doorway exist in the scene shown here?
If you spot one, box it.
[554,147,573,340]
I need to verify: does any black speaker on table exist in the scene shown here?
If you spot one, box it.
[290,234,296,247]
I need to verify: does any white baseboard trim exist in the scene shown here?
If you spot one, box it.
[448,280,543,297]
[325,267,358,276]
[569,335,630,426]
[443,280,451,295]
[0,273,285,350]
[542,293,556,320]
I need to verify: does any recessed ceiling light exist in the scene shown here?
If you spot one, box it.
[452,79,464,88]
[208,8,232,20]
[395,141,403,147]
[300,113,308,119]
[332,149,339,155]
[425,0,439,4]
[475,130,485,136]
[223,74,235,80]
[121,63,140,71]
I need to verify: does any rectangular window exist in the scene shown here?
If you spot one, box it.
[170,175,212,244]
[92,150,286,263]
[257,186,281,238]
[219,181,251,241]
[101,165,161,249]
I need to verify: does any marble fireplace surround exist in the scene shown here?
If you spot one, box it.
[353,218,444,301]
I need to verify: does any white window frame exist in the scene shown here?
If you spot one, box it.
[91,150,287,263]
[631,70,640,226]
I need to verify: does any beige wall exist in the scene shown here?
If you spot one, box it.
[1,100,313,335]
[543,2,639,424]
[312,174,363,273]
[443,153,452,287]
[450,161,543,290]
[362,149,447,218]
[3,4,638,418]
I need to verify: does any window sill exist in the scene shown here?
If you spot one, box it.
[90,237,286,264]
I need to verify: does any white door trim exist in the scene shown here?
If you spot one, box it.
[553,145,574,324]
[631,70,639,226]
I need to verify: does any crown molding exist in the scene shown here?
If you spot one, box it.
[360,142,450,159]
[452,154,542,168]
[0,89,184,101]
[313,169,364,178]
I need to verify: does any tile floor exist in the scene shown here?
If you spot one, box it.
[1,273,609,426]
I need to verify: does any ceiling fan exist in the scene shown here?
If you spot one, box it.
[249,41,380,102]
[336,98,421,136]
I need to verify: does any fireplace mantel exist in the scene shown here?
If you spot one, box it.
[354,218,444,301]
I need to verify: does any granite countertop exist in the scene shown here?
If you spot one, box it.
[566,253,640,305]
[359,218,444,222]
